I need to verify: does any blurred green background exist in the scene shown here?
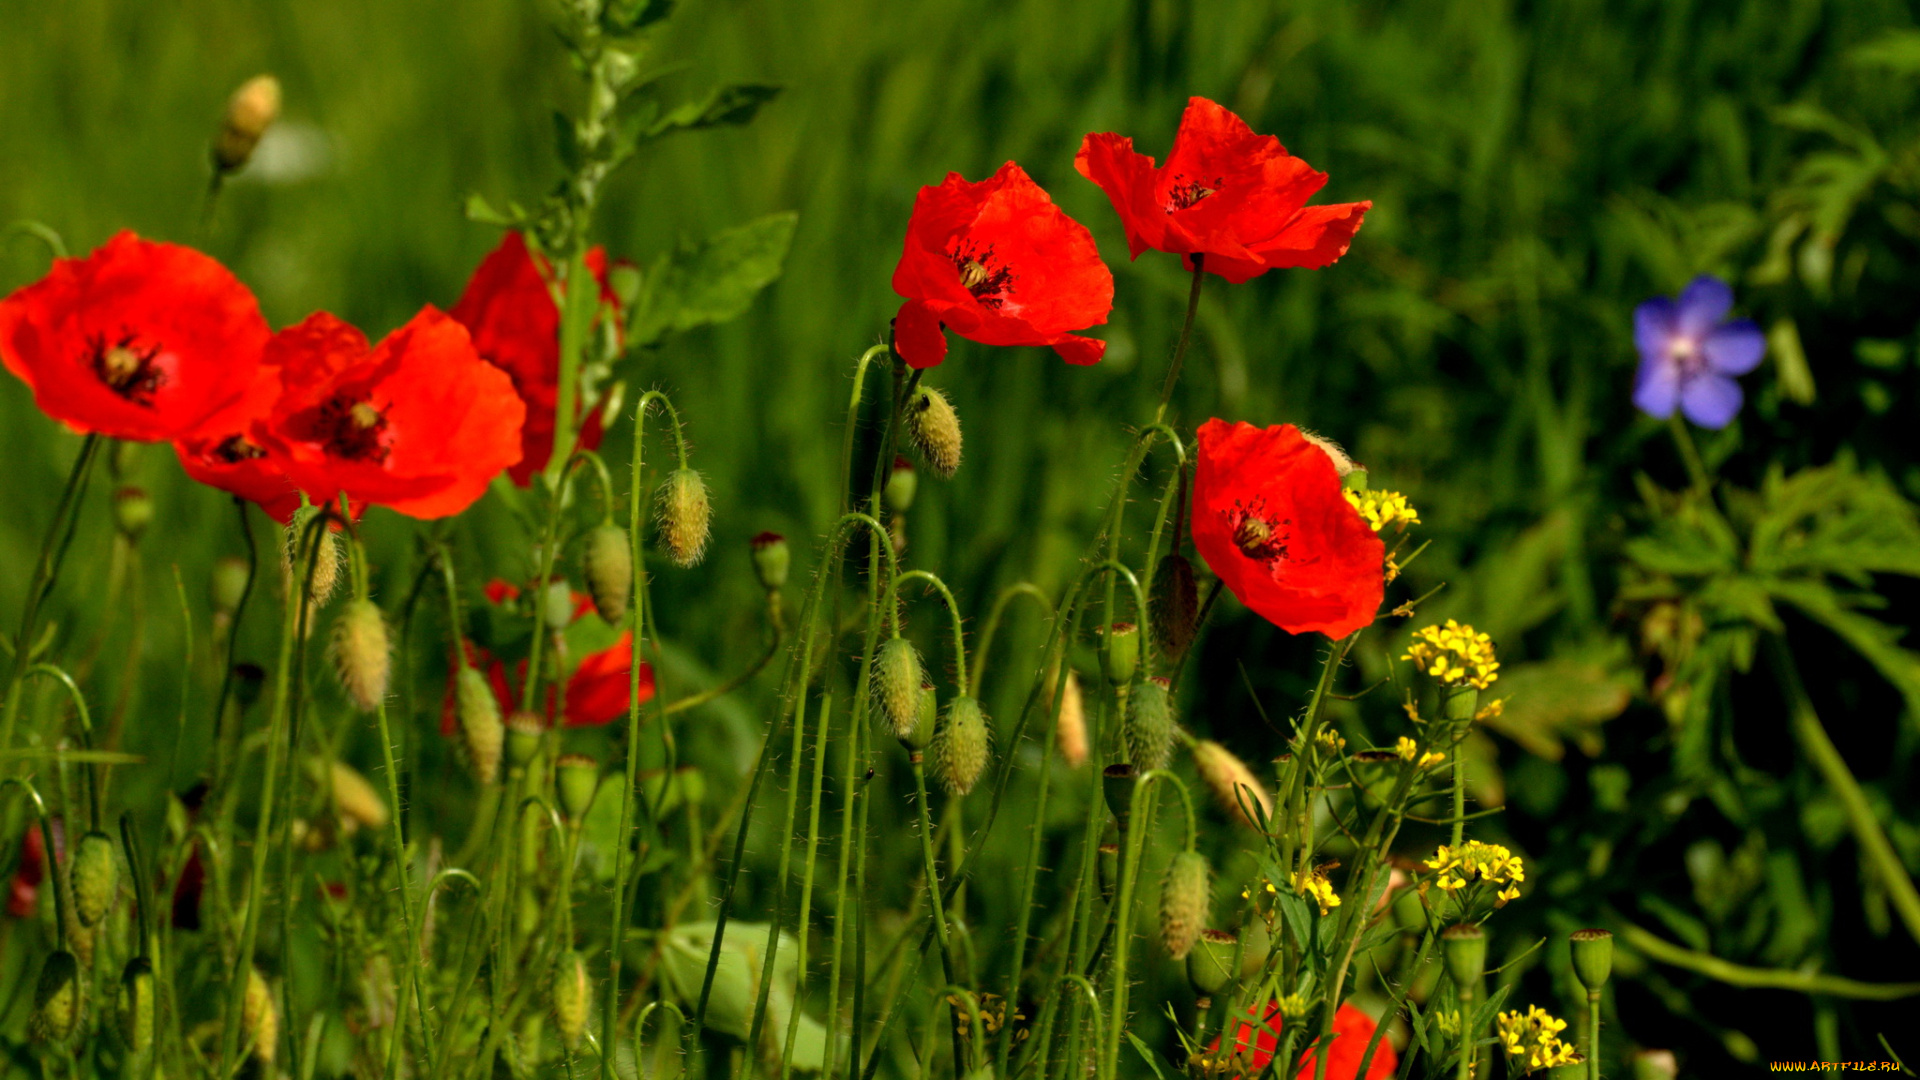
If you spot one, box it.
[5,0,1920,1070]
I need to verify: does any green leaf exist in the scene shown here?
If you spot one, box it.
[463,194,524,227]
[629,211,799,345]
[1767,578,1920,721]
[1127,1032,1174,1080]
[648,84,781,138]
[603,0,673,35]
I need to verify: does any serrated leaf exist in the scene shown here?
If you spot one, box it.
[628,212,798,345]
[648,84,781,138]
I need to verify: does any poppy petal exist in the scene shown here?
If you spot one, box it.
[893,299,950,370]
[1050,334,1106,366]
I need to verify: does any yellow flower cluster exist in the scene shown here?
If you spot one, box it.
[947,992,1023,1040]
[1291,864,1342,916]
[1425,841,1524,904]
[1274,993,1309,1019]
[1316,728,1348,753]
[1432,1009,1461,1039]
[1344,488,1421,533]
[1395,736,1445,770]
[1403,620,1500,690]
[1497,1006,1581,1073]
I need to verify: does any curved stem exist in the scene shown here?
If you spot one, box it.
[1154,257,1207,421]
[1101,768,1188,1080]
[211,498,258,796]
[1616,918,1920,999]
[968,583,1051,700]
[0,780,64,945]
[0,434,102,757]
[892,570,969,692]
[840,345,892,517]
[1666,413,1713,497]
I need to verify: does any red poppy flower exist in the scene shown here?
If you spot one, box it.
[0,231,270,441]
[482,577,594,623]
[6,825,43,919]
[172,348,304,522]
[1191,420,1382,638]
[564,630,656,728]
[252,308,524,520]
[890,161,1113,369]
[1210,1001,1396,1080]
[449,232,620,486]
[1075,98,1371,285]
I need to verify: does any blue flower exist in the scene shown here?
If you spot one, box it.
[1632,275,1766,429]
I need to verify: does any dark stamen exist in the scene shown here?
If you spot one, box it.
[86,332,166,406]
[949,240,1015,310]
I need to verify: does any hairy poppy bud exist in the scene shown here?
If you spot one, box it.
[1299,429,1358,477]
[1159,850,1210,960]
[750,531,790,592]
[211,556,251,615]
[1187,930,1237,996]
[32,950,81,1043]
[119,956,155,1053]
[506,712,545,771]
[283,525,342,612]
[1103,763,1137,830]
[1054,668,1087,768]
[656,468,712,568]
[552,950,591,1049]
[932,696,990,795]
[215,74,281,172]
[905,387,962,478]
[1123,676,1175,772]
[243,967,278,1064]
[1102,622,1139,685]
[114,486,154,540]
[1097,843,1121,898]
[1570,928,1613,992]
[330,599,391,712]
[71,829,119,928]
[456,667,504,785]
[583,524,633,623]
[328,760,389,833]
[1441,923,1486,991]
[898,680,936,752]
[1149,554,1199,660]
[1192,740,1272,831]
[884,456,918,513]
[872,638,923,742]
[541,578,577,631]
[557,754,600,820]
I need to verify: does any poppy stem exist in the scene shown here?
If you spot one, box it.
[0,434,102,759]
[1155,256,1207,420]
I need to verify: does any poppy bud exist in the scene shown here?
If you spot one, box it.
[328,760,389,833]
[1298,429,1358,477]
[329,598,391,713]
[1054,668,1088,768]
[872,638,923,742]
[32,950,81,1043]
[1102,763,1137,830]
[884,456,917,513]
[932,696,990,796]
[541,578,577,631]
[456,667,504,785]
[552,950,591,1050]
[243,966,278,1064]
[905,387,962,479]
[1441,923,1486,991]
[215,74,282,173]
[1123,676,1175,772]
[898,680,936,752]
[283,525,342,612]
[750,531,790,592]
[71,829,119,928]
[655,468,712,568]
[1159,850,1210,960]
[1569,928,1613,992]
[506,712,545,771]
[119,956,155,1053]
[113,486,154,540]
[1102,622,1140,685]
[232,661,267,711]
[1148,554,1199,661]
[1238,917,1272,979]
[1187,930,1237,996]
[557,754,600,820]
[1097,843,1122,898]
[583,524,633,623]
[211,556,251,615]
[1192,740,1272,831]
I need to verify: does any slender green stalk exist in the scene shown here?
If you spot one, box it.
[780,694,838,1067]
[910,760,957,1014]
[373,691,431,1077]
[1614,918,1920,998]
[1585,990,1601,1080]
[1154,257,1207,420]
[0,434,102,757]
[1278,635,1355,880]
[891,570,968,689]
[1665,413,1713,497]
[968,583,1051,700]
[1099,770,1187,1080]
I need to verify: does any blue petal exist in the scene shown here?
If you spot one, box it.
[1634,298,1676,364]
[1704,320,1765,376]
[1680,373,1743,429]
[1633,355,1680,419]
[1675,275,1733,338]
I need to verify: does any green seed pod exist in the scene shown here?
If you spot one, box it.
[750,531,791,592]
[557,754,600,820]
[1238,917,1272,979]
[1123,676,1176,772]
[114,486,154,540]
[883,456,918,513]
[456,666,505,785]
[1441,923,1487,991]
[1192,740,1273,831]
[71,829,119,928]
[119,956,155,1054]
[1148,553,1199,661]
[905,387,962,479]
[1187,929,1237,996]
[506,711,545,771]
[656,468,713,568]
[1103,622,1140,686]
[1102,763,1138,830]
[243,967,278,1064]
[210,556,252,615]
[1096,843,1122,898]
[1570,927,1614,992]
[541,578,577,631]
[552,950,591,1050]
[898,680,937,752]
[583,524,633,623]
[932,696,990,796]
[32,950,81,1043]
[872,638,924,742]
[329,598,391,713]
[1444,686,1479,724]
[1159,850,1210,960]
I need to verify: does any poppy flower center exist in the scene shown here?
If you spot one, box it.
[213,435,267,463]
[1226,500,1291,565]
[308,395,391,464]
[949,241,1014,310]
[1166,174,1222,212]
[87,333,166,406]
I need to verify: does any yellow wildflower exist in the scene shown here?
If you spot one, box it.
[1403,620,1500,690]
[1291,864,1342,916]
[1395,736,1445,770]
[1424,841,1525,901]
[1497,1006,1581,1073]
[1433,1009,1461,1039]
[1316,729,1348,754]
[1344,489,1421,534]
[1274,993,1309,1019]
